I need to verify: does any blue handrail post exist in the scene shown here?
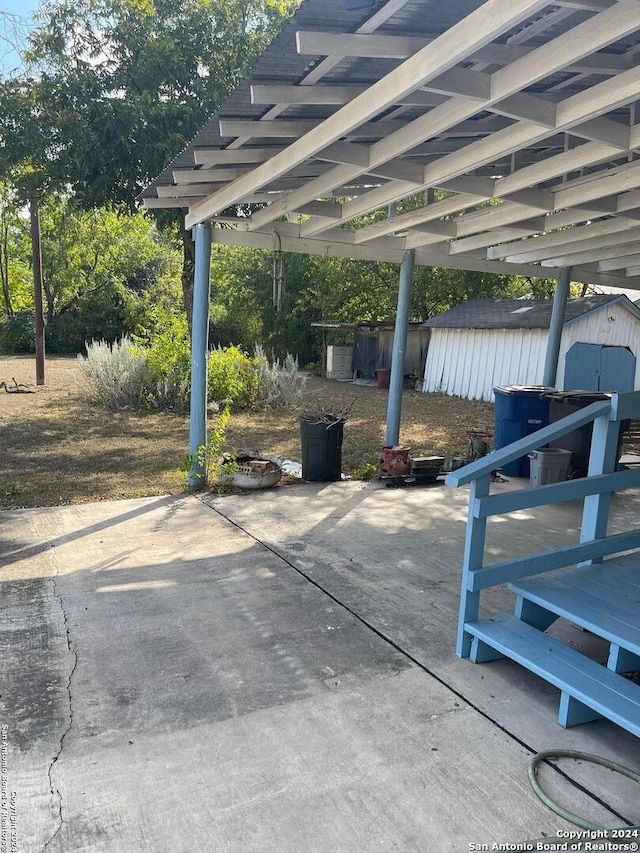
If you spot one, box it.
[188,222,213,489]
[578,411,622,565]
[457,474,491,658]
[385,249,415,446]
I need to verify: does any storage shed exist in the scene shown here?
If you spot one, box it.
[422,295,640,401]
[312,322,429,381]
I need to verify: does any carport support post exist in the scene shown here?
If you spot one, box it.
[188,222,213,489]
[542,266,571,388]
[385,249,415,446]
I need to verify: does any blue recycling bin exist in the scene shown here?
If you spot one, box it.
[493,385,555,477]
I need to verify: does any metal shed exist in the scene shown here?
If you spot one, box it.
[422,294,640,400]
[311,321,430,379]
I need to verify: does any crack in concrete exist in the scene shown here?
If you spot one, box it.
[42,540,78,853]
[202,499,637,829]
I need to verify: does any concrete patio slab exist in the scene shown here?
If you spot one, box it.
[205,479,640,821]
[0,487,638,852]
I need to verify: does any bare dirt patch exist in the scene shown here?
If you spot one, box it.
[0,355,494,509]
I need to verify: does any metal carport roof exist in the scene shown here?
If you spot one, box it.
[142,0,640,291]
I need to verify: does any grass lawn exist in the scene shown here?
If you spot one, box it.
[0,354,494,510]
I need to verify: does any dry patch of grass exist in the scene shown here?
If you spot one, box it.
[0,355,494,509]
[228,377,494,473]
[1,355,187,509]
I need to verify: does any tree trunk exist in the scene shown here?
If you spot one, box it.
[181,228,195,336]
[45,290,56,325]
[0,219,13,316]
[30,193,45,386]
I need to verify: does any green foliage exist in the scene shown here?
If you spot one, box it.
[0,311,35,353]
[7,0,299,208]
[207,345,258,410]
[0,183,31,316]
[38,202,174,322]
[76,336,150,410]
[209,244,265,348]
[74,333,281,418]
[206,244,561,369]
[0,0,298,348]
[76,328,190,414]
[180,401,236,489]
[141,312,192,412]
[46,282,139,354]
[0,197,184,354]
[208,246,323,364]
[353,462,378,481]
[0,78,57,203]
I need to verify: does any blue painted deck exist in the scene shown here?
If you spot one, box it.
[445,392,640,737]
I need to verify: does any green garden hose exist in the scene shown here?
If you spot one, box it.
[526,749,640,847]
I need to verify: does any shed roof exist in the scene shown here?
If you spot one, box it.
[310,321,426,331]
[142,0,640,291]
[422,294,640,329]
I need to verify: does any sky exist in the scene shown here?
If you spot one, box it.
[1,0,41,76]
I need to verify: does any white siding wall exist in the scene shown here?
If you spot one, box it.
[422,328,548,401]
[556,302,640,390]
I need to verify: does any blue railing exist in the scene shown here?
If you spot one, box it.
[445,392,640,659]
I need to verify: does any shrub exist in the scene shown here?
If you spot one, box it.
[0,312,35,353]
[45,283,139,354]
[76,337,150,410]
[254,344,306,410]
[207,345,258,410]
[179,401,235,489]
[141,314,191,412]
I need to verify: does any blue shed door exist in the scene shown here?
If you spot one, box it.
[564,342,636,392]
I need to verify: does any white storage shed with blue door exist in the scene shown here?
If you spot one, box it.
[422,295,640,401]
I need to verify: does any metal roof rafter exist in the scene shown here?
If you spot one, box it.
[184,0,552,229]
[142,0,640,287]
[248,2,640,238]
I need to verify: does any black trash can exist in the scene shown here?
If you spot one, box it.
[543,391,628,477]
[493,385,556,477]
[300,413,345,481]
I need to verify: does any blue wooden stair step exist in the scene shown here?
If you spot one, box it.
[508,553,640,658]
[465,613,640,736]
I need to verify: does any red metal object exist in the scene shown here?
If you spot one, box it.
[376,368,391,389]
[378,445,411,475]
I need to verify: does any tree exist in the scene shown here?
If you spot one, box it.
[0,66,73,380]
[0,11,29,79]
[0,185,19,317]
[204,243,562,366]
[7,0,299,325]
[0,197,184,354]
